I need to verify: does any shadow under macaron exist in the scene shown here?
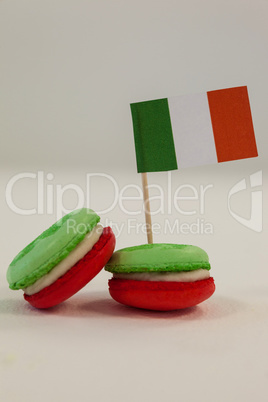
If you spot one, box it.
[0,291,247,322]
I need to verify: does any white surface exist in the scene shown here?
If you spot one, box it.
[1,0,268,401]
[168,93,218,168]
[1,279,268,402]
[1,167,267,402]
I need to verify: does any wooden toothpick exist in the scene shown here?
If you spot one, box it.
[141,172,153,244]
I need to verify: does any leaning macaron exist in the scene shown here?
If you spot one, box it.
[7,208,115,309]
[105,243,215,311]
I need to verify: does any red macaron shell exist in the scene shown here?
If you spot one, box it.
[24,227,115,309]
[108,277,215,311]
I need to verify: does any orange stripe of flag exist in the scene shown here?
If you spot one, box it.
[207,86,258,163]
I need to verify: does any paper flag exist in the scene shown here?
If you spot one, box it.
[130,86,258,173]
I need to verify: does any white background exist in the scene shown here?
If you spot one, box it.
[0,1,267,401]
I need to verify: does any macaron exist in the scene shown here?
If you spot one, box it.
[105,243,215,311]
[7,208,116,309]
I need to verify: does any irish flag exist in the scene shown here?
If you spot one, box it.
[130,86,258,173]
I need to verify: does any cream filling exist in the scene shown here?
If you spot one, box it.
[23,224,103,296]
[113,268,210,282]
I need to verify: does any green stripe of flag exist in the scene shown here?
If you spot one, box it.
[130,98,178,173]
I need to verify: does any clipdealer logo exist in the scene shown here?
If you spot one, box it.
[5,170,263,235]
[227,170,262,232]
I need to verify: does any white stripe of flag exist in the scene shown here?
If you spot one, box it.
[168,93,218,168]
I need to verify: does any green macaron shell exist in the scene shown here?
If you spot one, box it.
[7,208,100,290]
[105,243,210,273]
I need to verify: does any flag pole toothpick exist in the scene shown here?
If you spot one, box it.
[141,172,153,244]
